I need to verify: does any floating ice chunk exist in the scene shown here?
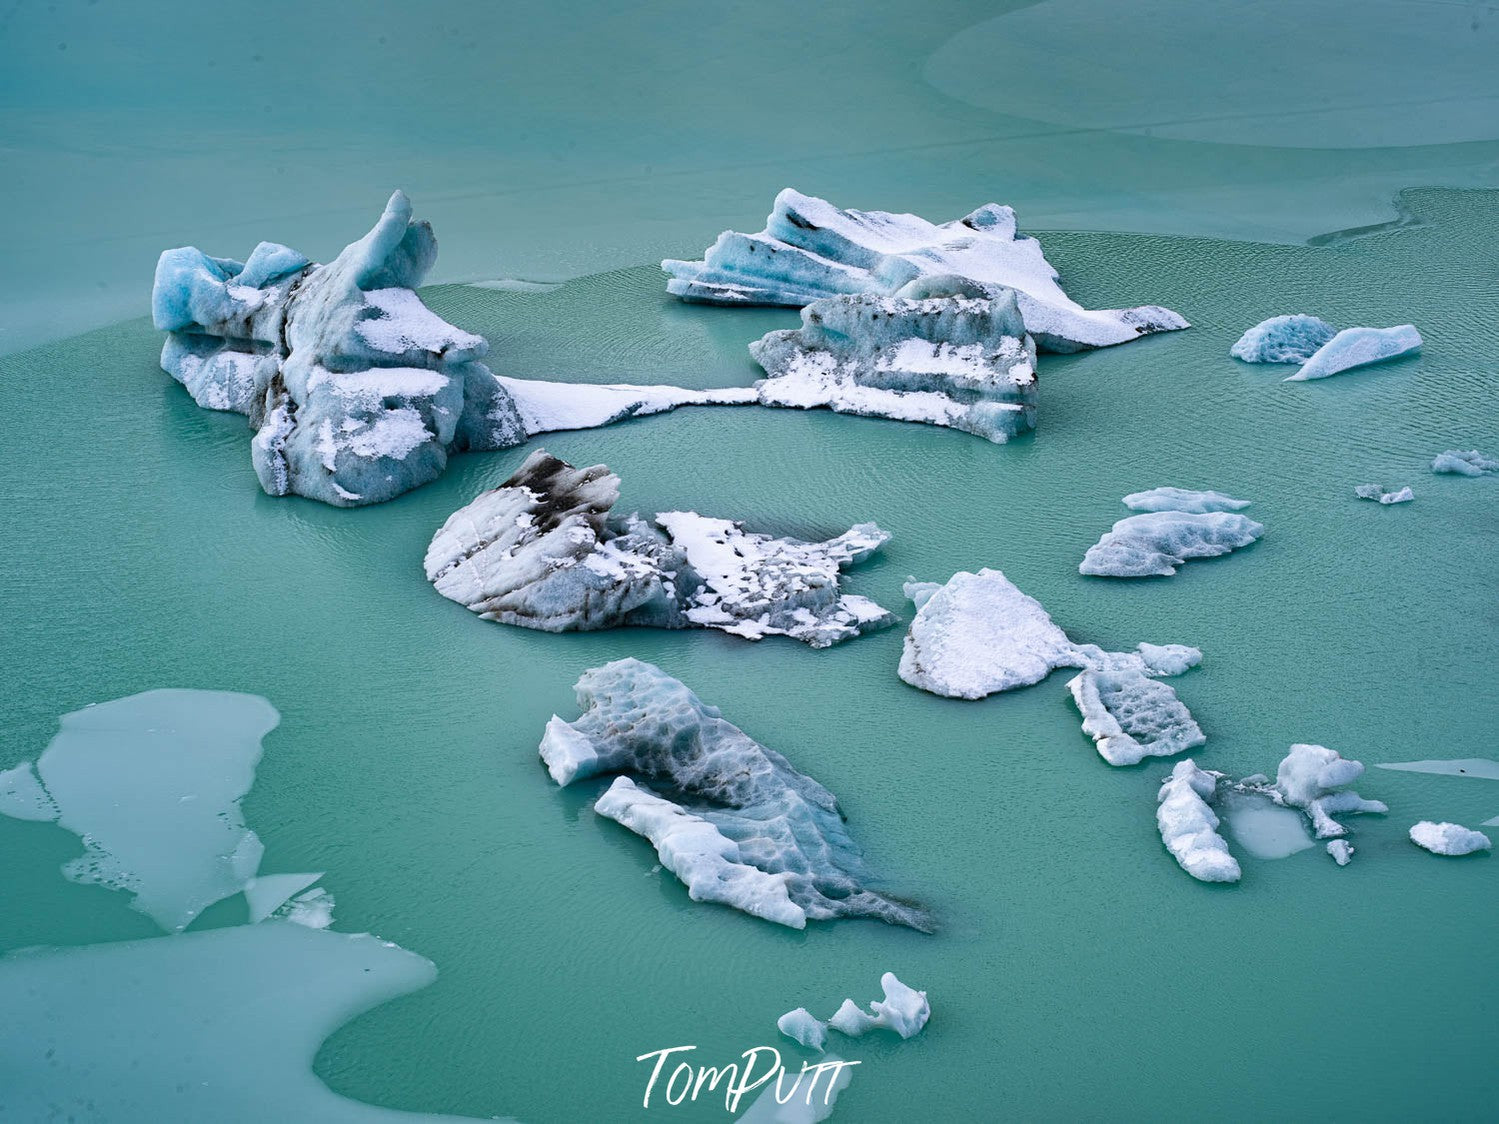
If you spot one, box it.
[1409,821,1491,856]
[1121,487,1250,514]
[827,973,931,1039]
[664,189,1187,352]
[1326,840,1354,866]
[1284,325,1422,381]
[1229,315,1336,364]
[154,192,751,506]
[544,660,927,930]
[777,1008,829,1052]
[245,872,326,924]
[1156,760,1241,883]
[1354,484,1414,504]
[749,277,1038,442]
[738,1053,853,1123]
[1068,666,1205,766]
[1376,758,1499,780]
[0,690,277,932]
[1080,510,1264,578]
[1222,791,1316,859]
[0,923,495,1121]
[1431,449,1498,476]
[1134,642,1204,677]
[426,451,892,648]
[1272,744,1387,839]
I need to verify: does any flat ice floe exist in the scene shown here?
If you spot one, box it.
[750,277,1038,443]
[1221,791,1316,860]
[541,659,928,930]
[1156,760,1240,883]
[663,189,1188,352]
[154,191,751,506]
[1283,325,1422,381]
[1230,315,1336,364]
[899,569,1204,765]
[1409,821,1492,856]
[426,451,892,648]
[1376,758,1499,780]
[1080,491,1263,578]
[1354,484,1414,504]
[1431,449,1498,476]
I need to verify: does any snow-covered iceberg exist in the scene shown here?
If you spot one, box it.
[1354,484,1414,504]
[749,276,1037,442]
[1230,315,1336,364]
[426,451,892,647]
[899,569,1204,765]
[154,191,751,506]
[1432,449,1498,476]
[1156,760,1240,883]
[664,189,1188,352]
[827,973,931,1040]
[1080,494,1264,578]
[540,659,928,930]
[1284,324,1422,381]
[1409,821,1491,856]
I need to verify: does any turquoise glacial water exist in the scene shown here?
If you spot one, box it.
[1,182,1496,1119]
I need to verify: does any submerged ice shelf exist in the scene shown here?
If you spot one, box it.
[898,569,1204,766]
[540,659,928,930]
[1080,490,1263,578]
[749,277,1038,443]
[426,451,893,647]
[664,189,1188,352]
[153,191,750,506]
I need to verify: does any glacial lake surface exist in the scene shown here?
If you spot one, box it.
[2,3,1497,1121]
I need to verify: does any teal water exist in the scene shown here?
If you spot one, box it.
[1,182,1496,1118]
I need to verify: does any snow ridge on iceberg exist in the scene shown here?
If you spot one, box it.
[154,191,751,506]
[664,189,1188,352]
[540,659,928,931]
[750,276,1038,442]
[426,451,893,647]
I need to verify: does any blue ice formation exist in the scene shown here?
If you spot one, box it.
[1432,449,1498,476]
[1080,490,1264,578]
[1229,315,1336,364]
[539,659,929,931]
[153,191,751,506]
[749,276,1038,442]
[664,189,1188,352]
[1284,324,1422,381]
[426,451,893,648]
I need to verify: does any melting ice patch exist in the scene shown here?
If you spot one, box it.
[663,188,1187,351]
[541,659,928,930]
[1221,791,1316,860]
[426,451,893,648]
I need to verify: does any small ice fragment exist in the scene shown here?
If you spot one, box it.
[1326,840,1354,866]
[777,1008,828,1052]
[827,973,930,1039]
[1409,821,1491,856]
[1431,449,1498,476]
[244,872,324,924]
[1354,484,1414,504]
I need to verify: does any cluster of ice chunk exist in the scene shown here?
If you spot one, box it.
[1354,484,1414,504]
[1409,821,1491,856]
[777,973,931,1052]
[898,569,1204,765]
[1231,315,1421,381]
[153,191,751,506]
[539,659,928,930]
[1080,488,1263,578]
[0,689,331,933]
[749,276,1038,443]
[1156,761,1240,883]
[425,451,892,647]
[665,189,1188,352]
[1431,449,1498,476]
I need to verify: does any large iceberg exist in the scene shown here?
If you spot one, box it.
[749,276,1038,443]
[426,451,892,647]
[154,191,751,506]
[1409,821,1491,856]
[1284,324,1422,381]
[1080,492,1264,578]
[1230,315,1336,364]
[1155,760,1241,883]
[1431,449,1498,476]
[898,569,1204,765]
[663,189,1188,352]
[540,659,928,931]
[1354,484,1414,504]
